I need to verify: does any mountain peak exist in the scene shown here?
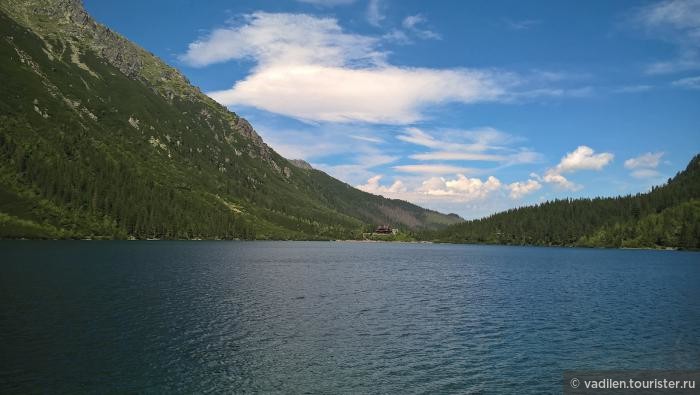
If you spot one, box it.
[289,159,313,170]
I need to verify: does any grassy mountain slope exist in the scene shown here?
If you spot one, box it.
[0,0,461,240]
[428,154,700,249]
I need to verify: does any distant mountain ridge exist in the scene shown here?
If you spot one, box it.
[429,154,700,249]
[0,0,462,239]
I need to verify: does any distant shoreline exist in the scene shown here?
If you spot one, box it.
[2,238,696,251]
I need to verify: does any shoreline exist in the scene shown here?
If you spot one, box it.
[1,238,695,251]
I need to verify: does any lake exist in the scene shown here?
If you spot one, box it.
[1,241,699,393]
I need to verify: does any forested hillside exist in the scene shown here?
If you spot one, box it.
[428,154,700,249]
[0,0,461,240]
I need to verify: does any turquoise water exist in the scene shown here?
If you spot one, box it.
[1,241,699,393]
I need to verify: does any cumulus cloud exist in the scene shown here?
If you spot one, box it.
[358,174,503,202]
[181,12,527,124]
[357,175,407,194]
[506,179,542,199]
[540,146,614,190]
[624,152,664,178]
[434,175,502,198]
[554,145,614,172]
[634,0,700,74]
[358,173,540,204]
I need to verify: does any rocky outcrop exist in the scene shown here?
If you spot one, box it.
[289,159,313,170]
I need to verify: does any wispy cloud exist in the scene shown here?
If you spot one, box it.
[366,0,385,27]
[397,127,542,166]
[624,151,664,178]
[402,14,441,40]
[503,18,541,31]
[633,0,700,74]
[350,134,384,143]
[613,84,654,93]
[672,75,700,89]
[393,164,479,174]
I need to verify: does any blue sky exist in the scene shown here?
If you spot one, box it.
[85,0,700,218]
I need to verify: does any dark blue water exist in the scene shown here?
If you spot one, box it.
[1,241,699,393]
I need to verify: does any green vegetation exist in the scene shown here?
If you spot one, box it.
[0,3,460,240]
[2,1,696,248]
[426,155,700,250]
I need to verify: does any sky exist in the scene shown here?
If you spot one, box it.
[84,0,700,218]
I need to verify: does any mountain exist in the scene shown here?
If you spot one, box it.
[428,154,700,249]
[0,0,462,240]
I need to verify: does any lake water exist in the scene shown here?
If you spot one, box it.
[1,241,699,393]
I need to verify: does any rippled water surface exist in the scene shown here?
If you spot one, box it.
[1,241,699,393]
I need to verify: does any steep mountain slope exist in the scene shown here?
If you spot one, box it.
[429,154,700,249]
[0,0,462,239]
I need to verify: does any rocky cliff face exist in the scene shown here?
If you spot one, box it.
[289,159,314,170]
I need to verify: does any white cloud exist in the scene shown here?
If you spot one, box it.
[554,145,614,173]
[540,146,614,190]
[506,179,542,199]
[357,173,540,204]
[541,172,579,191]
[357,175,407,194]
[672,75,700,89]
[181,12,539,124]
[366,0,385,27]
[208,65,508,123]
[437,175,502,198]
[635,0,700,74]
[396,127,440,148]
[358,174,503,202]
[180,12,383,68]
[624,152,664,178]
[624,152,664,169]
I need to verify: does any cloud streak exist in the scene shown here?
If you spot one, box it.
[634,0,700,74]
